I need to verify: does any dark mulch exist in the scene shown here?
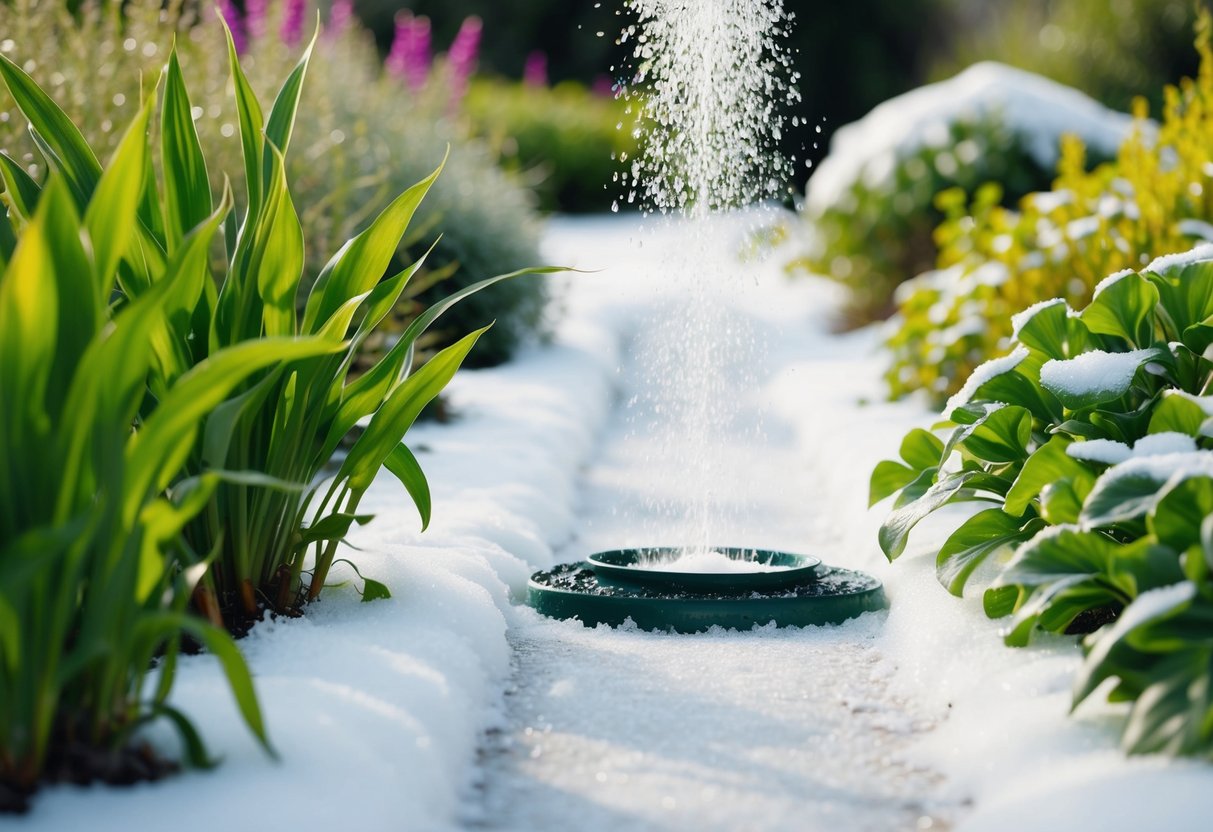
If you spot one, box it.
[1,738,179,815]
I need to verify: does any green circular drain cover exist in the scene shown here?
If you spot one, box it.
[528,552,887,633]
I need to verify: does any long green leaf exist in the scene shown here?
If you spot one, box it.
[0,151,42,221]
[220,17,265,220]
[161,49,213,253]
[85,97,153,299]
[0,54,101,204]
[384,443,432,531]
[337,327,488,494]
[303,155,446,333]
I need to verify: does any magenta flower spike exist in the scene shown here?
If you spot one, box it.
[523,50,548,87]
[281,0,307,47]
[386,10,414,79]
[326,0,354,41]
[446,15,482,108]
[405,17,432,90]
[245,0,268,40]
[218,0,247,54]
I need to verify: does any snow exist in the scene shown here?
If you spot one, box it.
[1092,450,1213,493]
[636,551,791,573]
[1144,242,1213,276]
[1131,431,1198,457]
[1177,218,1213,242]
[1067,438,1132,465]
[805,62,1137,214]
[17,214,1213,832]
[943,345,1029,417]
[1039,348,1157,401]
[1010,297,1067,340]
[1067,432,1197,465]
[1165,388,1213,416]
[1092,267,1136,298]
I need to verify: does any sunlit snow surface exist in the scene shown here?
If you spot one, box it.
[634,551,790,573]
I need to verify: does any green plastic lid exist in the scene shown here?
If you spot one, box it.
[528,553,887,634]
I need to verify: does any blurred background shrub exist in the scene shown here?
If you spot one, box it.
[464,77,637,213]
[0,0,548,367]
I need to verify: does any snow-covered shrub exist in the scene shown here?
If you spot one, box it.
[788,62,1132,326]
[885,16,1213,403]
[872,252,1213,756]
[0,0,548,367]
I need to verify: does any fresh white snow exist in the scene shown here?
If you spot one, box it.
[635,551,791,573]
[1145,242,1213,275]
[14,215,1213,832]
[944,345,1029,417]
[804,62,1137,215]
[1091,267,1137,298]
[1039,348,1157,402]
[1067,438,1133,465]
[1067,432,1198,465]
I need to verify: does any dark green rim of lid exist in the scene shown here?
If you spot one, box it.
[587,546,823,594]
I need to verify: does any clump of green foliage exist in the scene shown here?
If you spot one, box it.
[873,253,1213,756]
[465,77,636,213]
[4,22,552,629]
[886,15,1213,403]
[0,57,279,810]
[790,115,1055,326]
[0,0,548,368]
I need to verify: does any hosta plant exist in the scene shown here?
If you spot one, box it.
[872,250,1213,756]
[885,13,1213,403]
[0,105,282,808]
[1,26,555,631]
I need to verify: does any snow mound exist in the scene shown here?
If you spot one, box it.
[1131,432,1198,457]
[1039,348,1157,401]
[1067,432,1197,465]
[639,550,792,573]
[1097,450,1213,487]
[1144,242,1213,276]
[805,62,1137,214]
[1066,438,1131,465]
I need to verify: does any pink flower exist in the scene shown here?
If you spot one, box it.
[446,15,482,108]
[326,0,354,41]
[218,0,247,54]
[281,0,307,48]
[245,0,268,40]
[523,51,548,87]
[387,11,431,90]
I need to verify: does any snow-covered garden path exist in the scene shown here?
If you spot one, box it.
[464,217,955,831]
